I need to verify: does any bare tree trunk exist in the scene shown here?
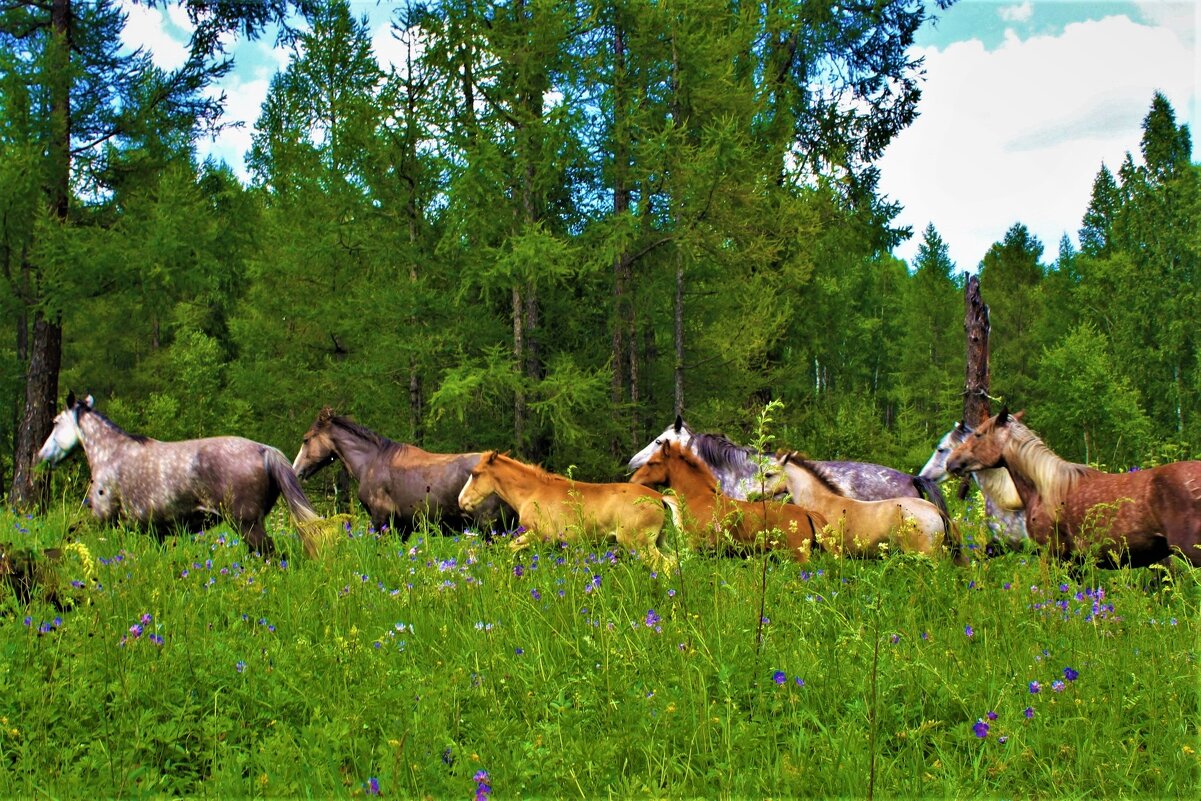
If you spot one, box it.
[963,274,991,427]
[674,256,684,416]
[10,0,69,509]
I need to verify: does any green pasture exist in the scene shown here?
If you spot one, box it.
[1,503,1198,799]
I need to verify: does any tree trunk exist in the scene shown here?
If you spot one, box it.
[674,255,684,416]
[963,274,991,427]
[10,0,69,509]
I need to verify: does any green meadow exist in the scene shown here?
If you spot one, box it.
[1,503,1198,799]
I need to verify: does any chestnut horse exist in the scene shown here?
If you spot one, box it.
[293,408,505,537]
[38,393,328,557]
[457,451,677,571]
[629,442,822,563]
[946,409,1201,567]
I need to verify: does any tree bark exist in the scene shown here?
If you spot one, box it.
[963,274,991,427]
[10,0,69,509]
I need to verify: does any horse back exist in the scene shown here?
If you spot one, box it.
[111,437,269,520]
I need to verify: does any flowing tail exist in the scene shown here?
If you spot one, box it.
[264,448,327,558]
[913,474,949,518]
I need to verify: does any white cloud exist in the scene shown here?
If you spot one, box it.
[119,0,189,71]
[998,2,1033,24]
[878,14,1196,270]
[1135,1,1196,46]
[195,76,273,180]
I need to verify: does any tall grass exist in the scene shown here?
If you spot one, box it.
[1,506,1197,798]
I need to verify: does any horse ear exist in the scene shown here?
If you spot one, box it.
[84,394,94,409]
[997,407,1010,426]
[66,391,76,409]
[487,451,498,464]
[673,414,684,433]
[1014,409,1026,422]
[318,406,334,424]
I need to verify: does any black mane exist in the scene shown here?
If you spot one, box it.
[329,415,405,455]
[82,406,150,444]
[693,432,758,472]
[783,452,844,496]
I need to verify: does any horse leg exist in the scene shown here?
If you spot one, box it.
[238,518,275,558]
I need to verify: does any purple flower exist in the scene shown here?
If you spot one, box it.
[474,769,491,801]
[1028,681,1041,694]
[515,647,524,655]
[964,625,974,638]
[149,633,164,646]
[513,564,524,578]
[530,588,541,601]
[999,735,1009,744]
[366,777,380,796]
[140,613,152,624]
[1063,666,1078,681]
[645,609,661,628]
[236,661,246,673]
[1023,706,1035,719]
[987,710,997,721]
[973,719,989,738]
[772,670,787,685]
[795,677,805,687]
[1051,680,1065,692]
[890,633,900,644]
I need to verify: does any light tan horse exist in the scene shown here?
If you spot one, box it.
[457,452,678,571]
[761,452,951,558]
[629,441,823,563]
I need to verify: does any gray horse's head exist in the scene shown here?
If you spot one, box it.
[918,422,972,482]
[627,415,692,471]
[38,392,93,467]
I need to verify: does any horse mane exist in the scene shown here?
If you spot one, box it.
[1003,419,1094,511]
[83,407,150,444]
[781,451,844,496]
[491,452,570,485]
[327,414,405,456]
[693,432,757,473]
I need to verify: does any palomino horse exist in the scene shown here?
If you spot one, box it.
[292,408,504,537]
[38,393,327,557]
[628,416,948,515]
[920,422,1028,547]
[629,441,823,563]
[457,451,677,571]
[946,409,1201,568]
[761,452,951,559]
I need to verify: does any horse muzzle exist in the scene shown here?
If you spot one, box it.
[945,454,973,476]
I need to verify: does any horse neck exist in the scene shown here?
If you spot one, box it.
[785,461,839,507]
[77,411,139,473]
[1000,425,1086,511]
[664,458,721,510]
[973,466,1023,511]
[485,458,550,507]
[328,423,384,478]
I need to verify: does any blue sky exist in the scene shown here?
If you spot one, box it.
[119,0,1198,271]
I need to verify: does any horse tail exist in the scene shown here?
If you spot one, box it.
[661,496,682,531]
[913,474,949,518]
[263,447,325,558]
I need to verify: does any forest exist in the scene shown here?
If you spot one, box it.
[2,0,1199,509]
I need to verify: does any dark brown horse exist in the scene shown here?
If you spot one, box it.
[38,393,329,557]
[946,409,1201,568]
[292,408,505,537]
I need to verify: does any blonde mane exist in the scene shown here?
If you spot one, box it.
[1002,421,1094,512]
[489,452,572,485]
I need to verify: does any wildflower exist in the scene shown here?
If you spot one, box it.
[515,647,524,656]
[795,677,805,687]
[1051,680,1065,692]
[890,633,900,644]
[52,616,62,627]
[140,613,152,624]
[1023,706,1034,719]
[365,775,380,795]
[987,710,997,721]
[513,564,524,578]
[998,735,1009,744]
[530,588,541,601]
[645,609,661,628]
[236,661,246,674]
[772,670,787,685]
[964,624,974,638]
[474,769,491,801]
[1063,666,1078,682]
[1028,681,1041,694]
[149,634,164,646]
[920,631,929,640]
[973,719,989,738]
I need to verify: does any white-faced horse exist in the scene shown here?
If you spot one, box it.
[920,422,1027,548]
[39,393,329,557]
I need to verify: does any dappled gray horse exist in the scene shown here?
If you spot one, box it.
[920,422,1028,548]
[628,416,948,515]
[38,393,327,556]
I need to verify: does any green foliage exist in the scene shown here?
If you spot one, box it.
[1,511,1196,797]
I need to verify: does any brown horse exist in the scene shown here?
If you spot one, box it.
[38,393,328,557]
[946,409,1201,567]
[629,441,822,563]
[762,452,951,559]
[457,451,677,571]
[293,408,505,537]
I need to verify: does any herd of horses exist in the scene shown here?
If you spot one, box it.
[33,393,1201,571]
